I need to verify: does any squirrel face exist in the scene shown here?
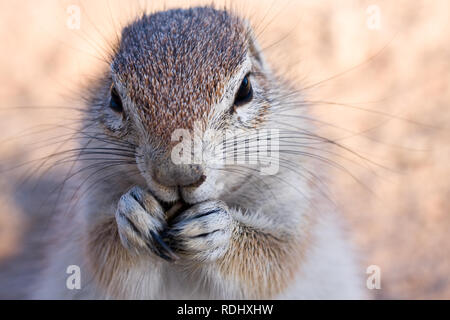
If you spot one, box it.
[94,7,273,204]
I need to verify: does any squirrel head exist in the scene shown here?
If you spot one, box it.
[91,7,279,204]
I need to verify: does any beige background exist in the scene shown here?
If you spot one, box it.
[0,0,449,299]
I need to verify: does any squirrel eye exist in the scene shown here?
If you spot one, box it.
[109,86,123,113]
[234,74,253,107]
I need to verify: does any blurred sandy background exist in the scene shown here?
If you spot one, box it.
[0,0,449,299]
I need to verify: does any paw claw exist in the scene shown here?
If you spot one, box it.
[116,186,173,261]
[165,200,232,262]
[150,230,179,262]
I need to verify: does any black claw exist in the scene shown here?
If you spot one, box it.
[148,244,173,262]
[130,190,145,209]
[149,230,179,262]
[173,208,223,224]
[190,229,222,239]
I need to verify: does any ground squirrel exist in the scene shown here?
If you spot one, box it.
[32,6,364,299]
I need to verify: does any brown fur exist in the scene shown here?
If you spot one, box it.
[112,7,249,142]
[217,218,313,299]
[86,217,136,298]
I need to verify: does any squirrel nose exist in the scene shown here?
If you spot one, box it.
[153,162,206,188]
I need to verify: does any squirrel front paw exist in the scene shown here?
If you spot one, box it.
[115,186,178,261]
[165,200,233,262]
